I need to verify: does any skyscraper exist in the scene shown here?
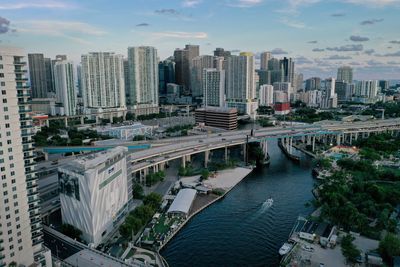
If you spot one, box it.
[81,52,126,112]
[44,58,55,94]
[268,58,284,84]
[260,51,271,70]
[213,48,231,59]
[337,66,353,83]
[127,46,159,111]
[76,64,82,97]
[259,84,274,106]
[355,80,379,99]
[191,55,215,97]
[0,47,51,266]
[54,60,77,115]
[305,77,321,91]
[203,68,225,107]
[173,44,199,94]
[28,53,48,98]
[158,59,175,95]
[321,78,337,109]
[280,57,295,83]
[225,52,257,115]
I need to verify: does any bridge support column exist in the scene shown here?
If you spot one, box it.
[123,111,127,121]
[186,154,191,163]
[45,120,50,127]
[153,164,158,173]
[225,146,229,163]
[307,135,311,146]
[261,140,268,159]
[80,116,85,125]
[110,114,113,124]
[205,150,210,168]
[182,156,186,169]
[95,116,100,125]
[243,143,247,164]
[312,136,316,152]
[337,134,341,146]
[64,117,68,128]
[289,137,293,154]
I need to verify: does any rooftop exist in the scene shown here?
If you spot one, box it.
[167,189,197,215]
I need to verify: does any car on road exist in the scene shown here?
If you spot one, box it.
[302,244,314,252]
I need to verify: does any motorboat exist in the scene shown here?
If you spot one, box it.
[279,242,293,256]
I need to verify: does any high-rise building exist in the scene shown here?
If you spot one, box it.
[280,57,295,83]
[354,80,379,99]
[191,55,215,97]
[213,47,231,59]
[44,58,54,94]
[337,66,353,83]
[54,60,77,115]
[225,52,257,115]
[257,69,271,86]
[335,81,354,102]
[81,52,126,112]
[0,47,51,266]
[28,53,48,98]
[203,68,225,107]
[379,80,389,91]
[321,78,337,109]
[259,84,274,106]
[267,58,284,84]
[260,51,271,70]
[273,82,292,102]
[76,64,82,97]
[173,44,199,94]
[127,46,159,112]
[305,77,321,91]
[158,59,175,95]
[294,73,304,91]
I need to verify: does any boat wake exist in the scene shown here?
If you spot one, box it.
[249,198,274,222]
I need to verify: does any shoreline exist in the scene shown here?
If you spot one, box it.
[157,166,254,253]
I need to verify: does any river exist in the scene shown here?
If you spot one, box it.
[161,141,315,267]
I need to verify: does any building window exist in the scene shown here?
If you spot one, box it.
[2,99,7,103]
[19,246,23,251]
[5,123,10,128]
[5,207,9,212]
[0,73,4,78]
[4,115,9,120]
[0,82,4,86]
[1,90,5,95]
[3,107,8,112]
[10,252,15,258]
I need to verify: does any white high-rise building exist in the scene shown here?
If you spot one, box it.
[54,60,77,116]
[273,82,292,102]
[203,68,225,107]
[337,66,353,83]
[259,84,274,106]
[260,51,271,70]
[81,52,126,113]
[0,47,51,266]
[355,80,379,99]
[58,147,130,246]
[225,52,257,115]
[191,55,215,97]
[127,46,159,113]
[321,78,337,109]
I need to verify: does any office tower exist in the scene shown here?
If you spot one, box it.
[213,57,224,71]
[337,66,353,83]
[173,44,200,94]
[76,64,82,97]
[203,68,225,107]
[191,55,215,97]
[259,84,274,106]
[335,81,354,102]
[273,82,292,102]
[294,73,304,91]
[257,70,271,86]
[213,48,231,59]
[267,58,284,84]
[127,46,159,111]
[123,59,130,101]
[28,53,48,98]
[159,59,175,96]
[55,55,67,61]
[280,57,295,83]
[379,80,389,91]
[54,60,77,115]
[355,80,379,99]
[225,52,257,115]
[260,51,271,70]
[301,90,321,108]
[81,52,126,112]
[305,77,321,91]
[321,78,337,109]
[0,47,50,266]
[44,58,54,94]
[58,147,130,246]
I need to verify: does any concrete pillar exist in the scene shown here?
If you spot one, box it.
[186,154,191,162]
[225,146,229,163]
[243,143,247,163]
[307,135,311,145]
[95,116,100,125]
[349,133,352,145]
[45,120,50,127]
[182,157,186,169]
[289,137,293,154]
[337,134,341,146]
[110,114,113,124]
[123,111,127,121]
[80,116,85,125]
[312,136,316,152]
[205,150,210,168]
[64,117,68,128]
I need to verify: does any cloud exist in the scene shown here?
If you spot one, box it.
[343,0,399,7]
[227,0,263,8]
[277,0,320,14]
[15,20,106,44]
[312,48,325,52]
[295,56,313,64]
[360,18,384,25]
[182,0,202,7]
[389,40,400,44]
[0,16,11,34]
[271,48,288,55]
[155,9,181,16]
[387,61,400,65]
[325,55,352,60]
[151,31,207,39]
[364,49,375,55]
[349,35,370,42]
[308,40,318,44]
[136,23,149,27]
[0,0,74,10]
[349,62,361,66]
[231,49,241,53]
[367,60,384,66]
[376,50,400,57]
[331,13,346,17]
[280,18,306,28]
[326,44,363,51]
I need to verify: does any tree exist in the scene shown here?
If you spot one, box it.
[201,169,210,180]
[133,135,145,141]
[379,233,400,264]
[132,184,144,199]
[341,235,360,264]
[143,193,162,210]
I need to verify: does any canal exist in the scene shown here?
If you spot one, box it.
[161,141,315,267]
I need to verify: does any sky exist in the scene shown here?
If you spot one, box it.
[0,0,400,79]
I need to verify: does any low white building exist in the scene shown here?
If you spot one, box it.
[97,123,155,140]
[58,146,130,246]
[167,189,197,217]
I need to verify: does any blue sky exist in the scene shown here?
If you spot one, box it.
[0,0,399,79]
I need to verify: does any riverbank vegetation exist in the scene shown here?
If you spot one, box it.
[279,107,336,123]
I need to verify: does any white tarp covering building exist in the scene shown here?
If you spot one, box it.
[58,146,130,246]
[167,189,197,217]
[96,123,154,140]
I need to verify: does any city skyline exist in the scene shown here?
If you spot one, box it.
[0,0,400,80]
